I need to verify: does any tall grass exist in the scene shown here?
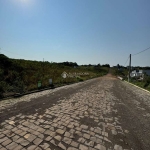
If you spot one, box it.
[0,54,109,98]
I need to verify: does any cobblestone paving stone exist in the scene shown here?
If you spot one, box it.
[0,82,84,113]
[0,79,133,150]
[122,82,150,118]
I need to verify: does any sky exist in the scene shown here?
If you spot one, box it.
[0,0,150,66]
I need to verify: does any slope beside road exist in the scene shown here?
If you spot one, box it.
[0,74,150,150]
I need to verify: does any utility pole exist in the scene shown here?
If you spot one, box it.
[43,58,44,80]
[128,54,131,82]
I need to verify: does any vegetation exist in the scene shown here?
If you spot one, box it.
[111,64,128,78]
[130,76,150,91]
[0,54,109,98]
[111,64,150,91]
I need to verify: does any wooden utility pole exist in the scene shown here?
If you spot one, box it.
[128,54,131,82]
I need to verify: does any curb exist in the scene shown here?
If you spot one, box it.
[0,86,54,101]
[124,81,150,94]
[0,77,97,101]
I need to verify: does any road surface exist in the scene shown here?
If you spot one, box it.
[0,74,150,150]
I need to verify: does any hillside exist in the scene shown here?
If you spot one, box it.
[0,54,109,98]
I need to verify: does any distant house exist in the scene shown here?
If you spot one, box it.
[130,70,144,78]
[130,70,150,78]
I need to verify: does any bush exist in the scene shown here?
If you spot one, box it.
[144,77,150,88]
[77,77,84,82]
[0,83,4,98]
[13,78,25,94]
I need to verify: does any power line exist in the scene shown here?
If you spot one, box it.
[124,55,130,66]
[1,49,33,59]
[132,46,150,56]
[2,49,26,57]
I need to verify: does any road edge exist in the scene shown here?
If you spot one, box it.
[124,80,150,94]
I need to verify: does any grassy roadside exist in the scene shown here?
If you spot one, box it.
[129,79,150,92]
[110,67,150,92]
[0,54,109,99]
[121,76,150,92]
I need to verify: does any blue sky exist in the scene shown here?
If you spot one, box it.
[0,0,150,66]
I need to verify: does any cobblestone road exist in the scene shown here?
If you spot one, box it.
[0,75,150,150]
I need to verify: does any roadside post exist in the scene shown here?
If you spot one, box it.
[49,79,53,87]
[38,81,42,89]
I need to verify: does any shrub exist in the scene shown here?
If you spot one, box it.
[144,77,150,88]
[0,83,4,98]
[77,77,84,82]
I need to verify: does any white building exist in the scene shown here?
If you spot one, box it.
[130,70,150,78]
[130,70,144,78]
